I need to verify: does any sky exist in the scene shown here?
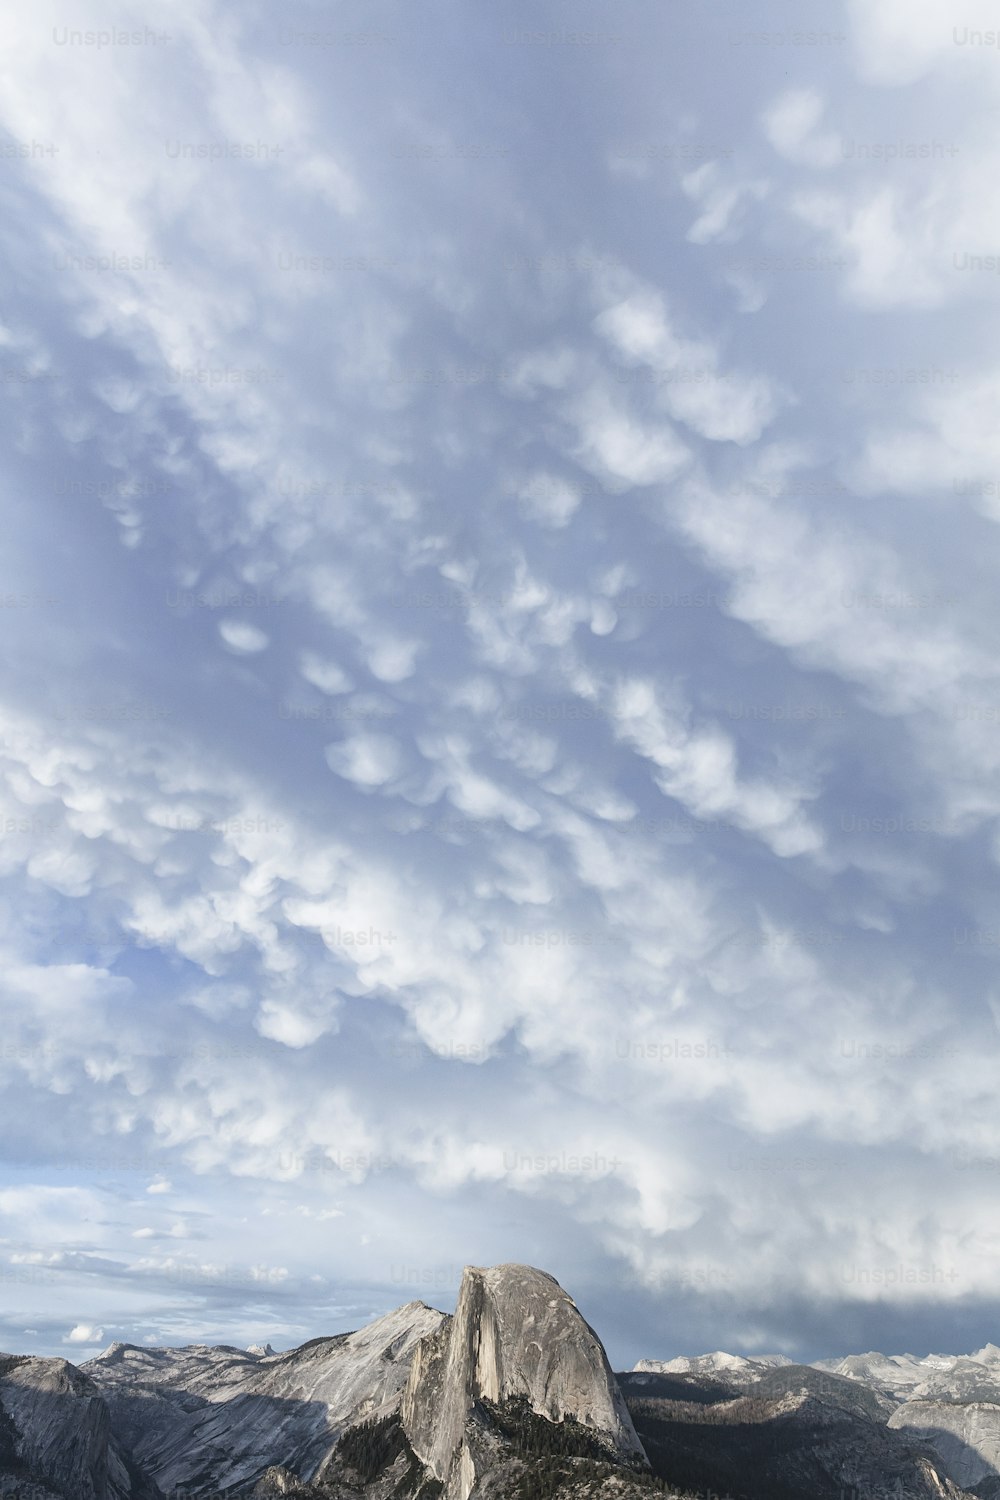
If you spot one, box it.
[2,0,1000,1373]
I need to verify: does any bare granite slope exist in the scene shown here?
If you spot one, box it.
[0,1353,157,1500]
[83,1301,445,1498]
[401,1263,647,1500]
[888,1400,1000,1491]
[809,1345,1000,1491]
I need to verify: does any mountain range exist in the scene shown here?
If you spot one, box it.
[2,1263,999,1500]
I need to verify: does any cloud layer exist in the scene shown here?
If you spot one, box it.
[1,0,999,1366]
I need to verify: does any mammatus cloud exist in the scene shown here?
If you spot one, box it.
[0,0,998,1367]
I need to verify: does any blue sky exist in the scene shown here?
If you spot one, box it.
[3,0,1000,1370]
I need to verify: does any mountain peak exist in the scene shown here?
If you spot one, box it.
[401,1262,646,1500]
[635,1350,793,1380]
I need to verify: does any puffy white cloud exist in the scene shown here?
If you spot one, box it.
[64,1324,104,1345]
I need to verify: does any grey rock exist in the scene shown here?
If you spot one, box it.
[401,1263,647,1500]
[815,1348,1000,1405]
[889,1400,1000,1490]
[621,1364,969,1500]
[805,1344,1000,1490]
[0,1353,158,1500]
[84,1302,444,1498]
[250,1464,303,1496]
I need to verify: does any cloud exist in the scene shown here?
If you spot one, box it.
[846,0,1000,85]
[681,164,770,245]
[566,387,690,488]
[324,732,404,788]
[762,89,842,168]
[219,619,270,654]
[517,471,581,528]
[299,653,353,696]
[64,1324,104,1344]
[593,283,782,444]
[0,0,997,1372]
[609,676,821,857]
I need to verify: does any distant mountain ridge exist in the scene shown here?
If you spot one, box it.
[635,1351,794,1382]
[815,1342,1000,1400]
[631,1341,1000,1499]
[2,1267,999,1499]
[809,1345,1000,1495]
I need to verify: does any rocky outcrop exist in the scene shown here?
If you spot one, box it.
[401,1263,647,1500]
[888,1400,1000,1490]
[0,1353,158,1500]
[250,1465,302,1496]
[84,1302,444,1498]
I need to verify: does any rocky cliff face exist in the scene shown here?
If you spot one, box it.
[401,1263,647,1500]
[84,1301,444,1498]
[888,1400,1000,1490]
[0,1353,158,1500]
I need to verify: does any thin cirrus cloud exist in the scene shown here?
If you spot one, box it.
[0,0,999,1370]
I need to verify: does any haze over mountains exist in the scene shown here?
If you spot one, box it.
[2,1263,1000,1500]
